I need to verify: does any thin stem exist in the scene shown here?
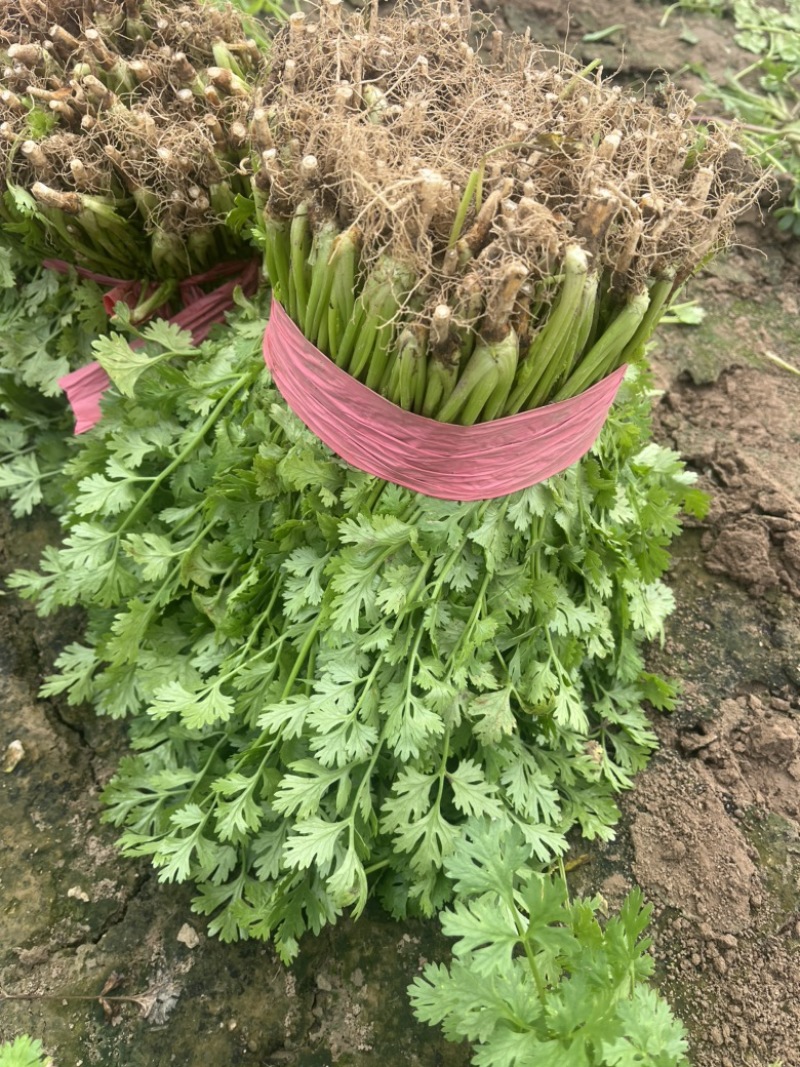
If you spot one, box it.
[280,613,324,699]
[510,901,548,1006]
[118,369,259,536]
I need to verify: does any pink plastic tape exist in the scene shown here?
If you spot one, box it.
[58,362,111,436]
[49,259,260,435]
[263,300,628,501]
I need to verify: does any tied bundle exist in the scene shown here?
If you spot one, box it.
[250,0,762,418]
[2,0,766,980]
[0,0,267,279]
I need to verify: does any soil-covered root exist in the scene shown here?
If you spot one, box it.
[249,0,767,415]
[0,0,265,275]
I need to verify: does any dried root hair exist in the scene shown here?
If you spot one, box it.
[254,0,766,325]
[0,0,264,236]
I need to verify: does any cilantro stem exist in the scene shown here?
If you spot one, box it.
[363,858,390,875]
[444,567,491,673]
[29,469,61,482]
[213,627,288,692]
[280,612,324,700]
[162,500,205,535]
[532,521,544,578]
[345,557,432,839]
[511,902,549,1008]
[344,661,392,820]
[153,515,217,590]
[423,503,483,598]
[229,612,326,765]
[0,444,37,461]
[186,734,230,803]
[233,726,283,776]
[364,478,387,513]
[557,855,570,902]
[117,369,259,537]
[435,729,451,809]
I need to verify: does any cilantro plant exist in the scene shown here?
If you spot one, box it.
[0,248,106,517]
[9,296,705,962]
[0,1037,51,1067]
[409,822,690,1067]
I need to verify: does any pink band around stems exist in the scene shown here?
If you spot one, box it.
[263,299,627,501]
[51,259,261,434]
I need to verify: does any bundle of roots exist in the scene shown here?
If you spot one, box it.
[0,0,266,277]
[249,0,765,418]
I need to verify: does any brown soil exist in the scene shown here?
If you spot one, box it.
[633,348,800,1067]
[663,369,800,598]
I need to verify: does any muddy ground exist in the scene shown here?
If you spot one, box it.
[2,2,799,1065]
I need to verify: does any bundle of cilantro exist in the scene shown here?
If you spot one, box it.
[9,293,705,962]
[0,248,106,517]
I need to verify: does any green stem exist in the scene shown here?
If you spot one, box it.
[504,246,589,415]
[513,901,549,1007]
[447,162,483,249]
[435,729,452,808]
[617,274,675,365]
[553,289,650,401]
[304,219,340,342]
[289,201,311,326]
[280,612,324,700]
[435,343,498,423]
[117,370,259,537]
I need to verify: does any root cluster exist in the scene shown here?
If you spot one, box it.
[254,0,763,320]
[1,0,266,273]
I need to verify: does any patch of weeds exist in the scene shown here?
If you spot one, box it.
[409,822,691,1065]
[668,1,800,234]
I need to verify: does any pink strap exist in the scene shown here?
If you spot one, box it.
[58,362,111,436]
[263,300,626,501]
[50,259,261,434]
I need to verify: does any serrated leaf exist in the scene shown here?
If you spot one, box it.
[624,579,675,639]
[338,512,416,551]
[74,471,138,516]
[272,760,344,819]
[390,803,460,874]
[39,643,97,704]
[92,333,169,398]
[0,454,44,517]
[140,319,196,355]
[440,895,520,975]
[383,680,445,760]
[325,844,368,911]
[499,749,561,824]
[447,761,504,819]
[467,687,516,745]
[469,503,511,573]
[0,1034,50,1067]
[122,532,176,581]
[443,821,529,899]
[603,986,689,1065]
[150,679,235,728]
[552,685,589,733]
[282,817,346,873]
